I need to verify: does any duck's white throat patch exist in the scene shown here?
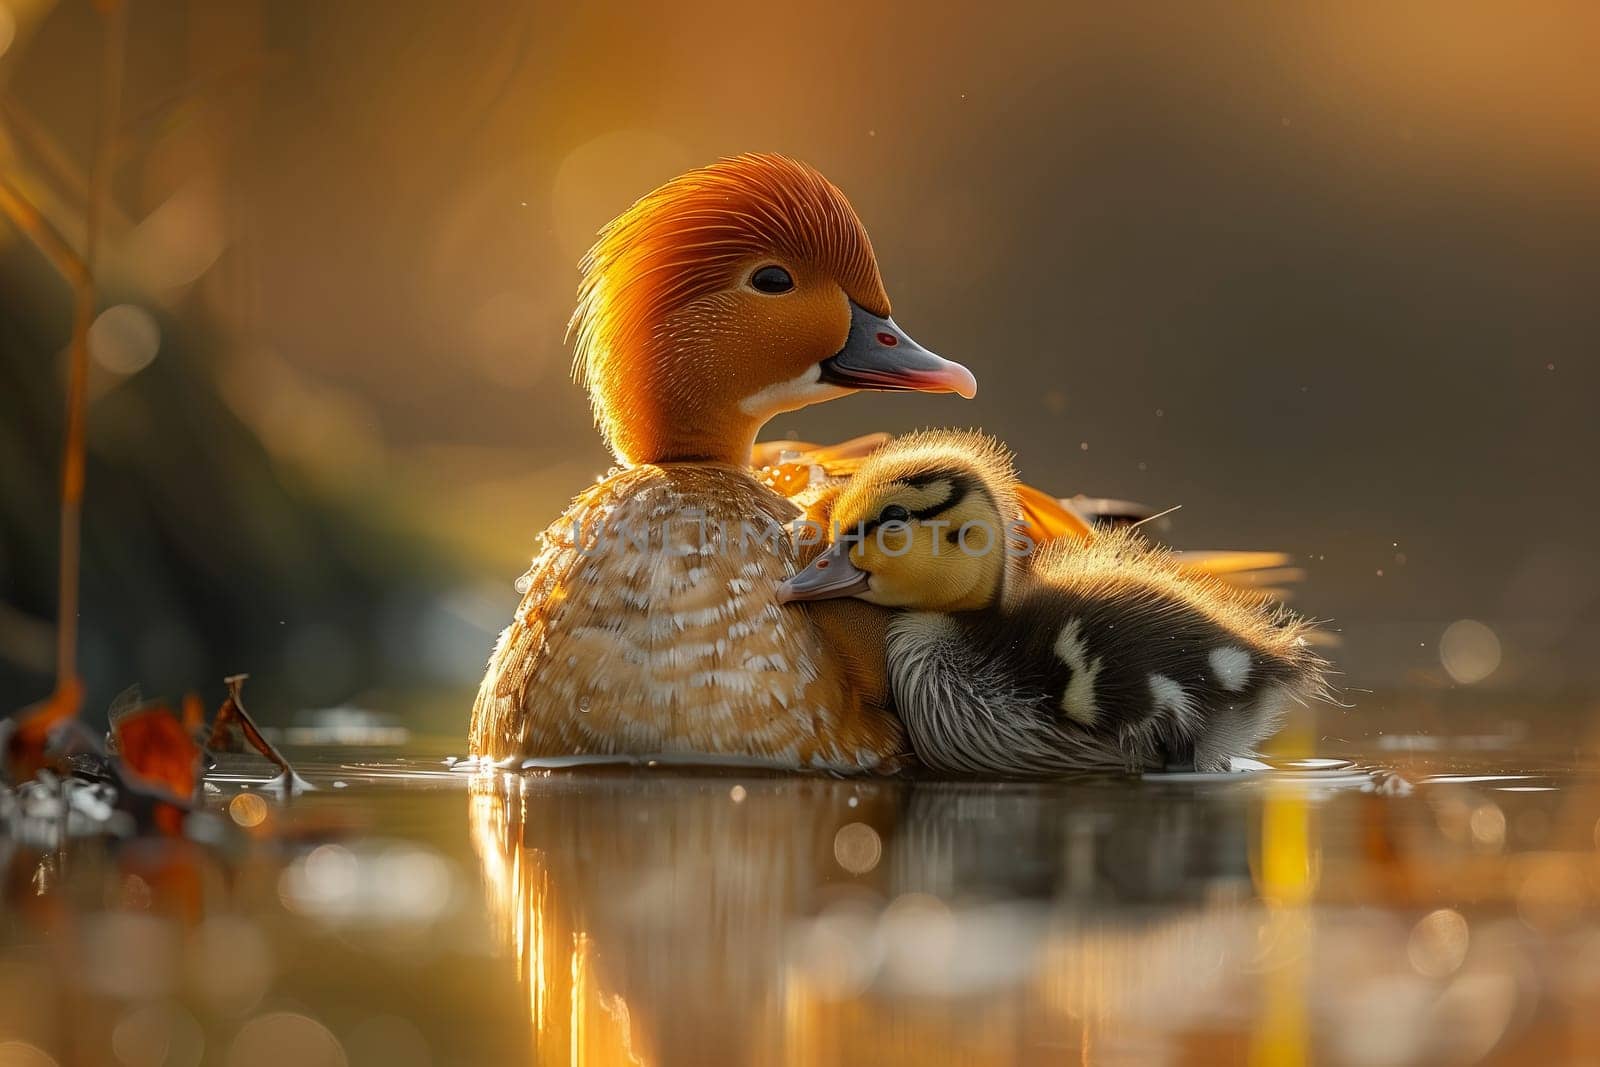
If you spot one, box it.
[738,363,851,419]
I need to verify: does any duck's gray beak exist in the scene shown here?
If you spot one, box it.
[776,541,871,603]
[818,303,977,399]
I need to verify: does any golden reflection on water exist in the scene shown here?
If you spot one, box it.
[10,734,1600,1065]
[1249,799,1313,1066]
[1250,724,1316,1067]
[469,778,644,1065]
[467,768,1309,1064]
[468,770,906,1065]
[463,749,1600,1066]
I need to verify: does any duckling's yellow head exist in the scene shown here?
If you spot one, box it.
[778,431,1026,612]
[570,154,976,466]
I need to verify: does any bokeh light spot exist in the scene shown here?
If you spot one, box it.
[0,1041,58,1067]
[279,842,455,924]
[83,914,179,999]
[88,305,161,376]
[1407,908,1469,977]
[791,903,881,998]
[832,822,882,875]
[127,183,226,290]
[187,917,274,1017]
[112,1002,204,1067]
[226,1013,345,1067]
[1439,619,1501,684]
[1468,803,1506,850]
[228,793,269,829]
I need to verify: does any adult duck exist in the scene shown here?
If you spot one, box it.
[470,154,976,770]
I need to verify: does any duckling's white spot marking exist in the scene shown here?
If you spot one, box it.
[1054,619,1101,726]
[1209,647,1252,692]
[1149,674,1187,714]
[738,363,851,418]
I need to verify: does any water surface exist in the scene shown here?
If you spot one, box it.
[4,698,1599,1065]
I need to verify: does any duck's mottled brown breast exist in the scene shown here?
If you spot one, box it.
[470,464,906,770]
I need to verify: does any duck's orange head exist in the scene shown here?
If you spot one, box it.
[570,153,976,466]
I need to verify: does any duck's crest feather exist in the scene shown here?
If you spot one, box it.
[569,154,887,451]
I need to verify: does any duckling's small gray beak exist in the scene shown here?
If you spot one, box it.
[776,541,871,603]
[818,303,977,399]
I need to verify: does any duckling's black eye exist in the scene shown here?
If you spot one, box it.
[749,265,794,294]
[879,504,910,525]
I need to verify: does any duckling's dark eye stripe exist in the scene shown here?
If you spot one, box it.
[907,475,969,520]
[900,469,963,491]
[856,473,974,538]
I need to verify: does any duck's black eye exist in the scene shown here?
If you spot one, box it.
[879,504,910,525]
[750,265,794,294]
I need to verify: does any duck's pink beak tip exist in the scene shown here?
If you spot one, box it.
[947,363,979,400]
[887,357,978,400]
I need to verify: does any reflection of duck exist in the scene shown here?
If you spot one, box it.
[471,156,976,769]
[887,780,1254,905]
[779,431,1329,774]
[466,770,1287,1065]
[467,770,903,1065]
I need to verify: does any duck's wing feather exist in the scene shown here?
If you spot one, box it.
[1014,482,1095,542]
[748,432,891,470]
[1016,485,1304,597]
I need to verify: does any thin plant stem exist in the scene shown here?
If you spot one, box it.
[54,0,129,694]
[0,174,90,286]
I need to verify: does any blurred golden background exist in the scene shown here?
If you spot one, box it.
[3,0,1598,724]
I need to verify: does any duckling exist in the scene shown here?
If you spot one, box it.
[751,433,1299,596]
[471,155,977,770]
[776,431,1329,775]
